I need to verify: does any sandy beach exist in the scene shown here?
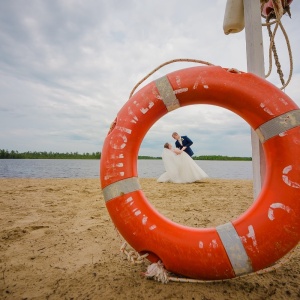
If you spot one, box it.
[0,178,299,300]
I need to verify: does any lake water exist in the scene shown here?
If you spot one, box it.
[0,159,253,180]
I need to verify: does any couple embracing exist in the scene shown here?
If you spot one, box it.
[157,132,209,183]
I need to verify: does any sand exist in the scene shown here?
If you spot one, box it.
[0,178,299,300]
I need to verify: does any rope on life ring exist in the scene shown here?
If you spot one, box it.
[100,65,300,281]
[129,58,214,98]
[120,241,299,283]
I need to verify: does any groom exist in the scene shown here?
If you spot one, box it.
[172,132,194,157]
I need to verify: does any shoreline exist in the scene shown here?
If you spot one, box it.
[1,178,299,299]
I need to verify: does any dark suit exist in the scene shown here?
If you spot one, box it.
[175,135,194,157]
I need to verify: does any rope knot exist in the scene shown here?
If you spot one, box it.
[144,261,169,283]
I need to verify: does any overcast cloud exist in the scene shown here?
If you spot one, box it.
[0,1,299,157]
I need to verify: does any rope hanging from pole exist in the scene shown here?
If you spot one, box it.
[261,0,294,90]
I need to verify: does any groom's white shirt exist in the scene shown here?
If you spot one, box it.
[178,136,182,146]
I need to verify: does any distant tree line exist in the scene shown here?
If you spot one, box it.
[193,155,252,161]
[137,155,251,161]
[0,149,101,159]
[138,155,161,160]
[1,149,251,161]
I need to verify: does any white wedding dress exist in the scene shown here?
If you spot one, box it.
[157,148,209,183]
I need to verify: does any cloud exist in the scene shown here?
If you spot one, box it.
[0,0,299,156]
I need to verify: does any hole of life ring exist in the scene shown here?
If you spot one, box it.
[138,105,255,229]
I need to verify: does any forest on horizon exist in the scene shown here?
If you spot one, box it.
[0,149,252,161]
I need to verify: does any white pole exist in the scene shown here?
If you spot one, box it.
[243,0,266,199]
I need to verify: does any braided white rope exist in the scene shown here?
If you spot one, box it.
[120,242,149,264]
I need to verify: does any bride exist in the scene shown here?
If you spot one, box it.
[157,143,209,183]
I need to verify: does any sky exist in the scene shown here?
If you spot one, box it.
[0,1,299,157]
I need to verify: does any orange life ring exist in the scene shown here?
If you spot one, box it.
[100,66,300,280]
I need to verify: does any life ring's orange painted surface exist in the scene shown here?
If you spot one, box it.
[100,66,300,280]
